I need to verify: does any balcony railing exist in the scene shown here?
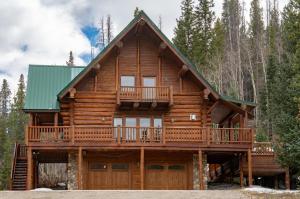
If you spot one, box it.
[252,142,274,155]
[117,86,173,104]
[27,126,253,148]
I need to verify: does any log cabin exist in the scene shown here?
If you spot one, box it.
[10,11,289,190]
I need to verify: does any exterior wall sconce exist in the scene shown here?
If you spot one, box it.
[190,114,197,121]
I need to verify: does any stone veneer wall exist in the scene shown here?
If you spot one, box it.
[193,153,208,190]
[67,153,78,190]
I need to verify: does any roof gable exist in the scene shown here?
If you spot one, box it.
[58,11,220,100]
[24,65,84,112]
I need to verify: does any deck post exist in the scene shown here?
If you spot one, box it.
[247,149,252,186]
[198,150,204,190]
[140,147,144,190]
[285,168,290,190]
[27,146,33,190]
[78,147,82,190]
[275,175,279,189]
[239,154,244,187]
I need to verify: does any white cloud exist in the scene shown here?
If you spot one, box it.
[0,0,289,95]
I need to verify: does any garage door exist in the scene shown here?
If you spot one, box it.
[145,163,187,190]
[87,162,130,189]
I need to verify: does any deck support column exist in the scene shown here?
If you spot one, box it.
[239,154,244,187]
[27,146,33,190]
[247,149,252,186]
[285,168,290,190]
[140,147,144,190]
[198,150,204,190]
[78,147,83,190]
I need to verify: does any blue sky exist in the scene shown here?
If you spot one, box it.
[0,0,289,93]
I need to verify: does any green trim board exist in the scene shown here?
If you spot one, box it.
[24,65,84,112]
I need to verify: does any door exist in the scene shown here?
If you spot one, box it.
[140,118,151,142]
[113,117,122,140]
[125,117,137,142]
[142,77,156,100]
[145,162,188,190]
[87,162,131,190]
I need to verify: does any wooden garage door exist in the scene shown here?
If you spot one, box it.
[87,162,130,189]
[145,163,187,190]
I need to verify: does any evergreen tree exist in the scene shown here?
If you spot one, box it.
[273,0,300,171]
[210,18,225,92]
[173,0,194,59]
[192,0,215,70]
[9,74,27,142]
[0,79,11,189]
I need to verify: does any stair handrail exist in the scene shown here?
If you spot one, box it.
[10,142,18,190]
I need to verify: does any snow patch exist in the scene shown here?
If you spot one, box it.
[31,188,53,191]
[244,185,298,194]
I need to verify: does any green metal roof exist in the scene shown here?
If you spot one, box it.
[24,65,84,112]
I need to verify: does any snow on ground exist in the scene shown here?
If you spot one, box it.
[31,188,53,191]
[244,185,299,194]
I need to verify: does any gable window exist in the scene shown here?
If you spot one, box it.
[121,76,135,87]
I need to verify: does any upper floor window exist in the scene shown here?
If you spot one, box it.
[121,76,135,87]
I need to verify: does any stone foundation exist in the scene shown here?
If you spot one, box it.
[193,153,208,190]
[67,152,78,190]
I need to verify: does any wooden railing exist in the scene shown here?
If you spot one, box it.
[27,126,253,148]
[117,86,172,103]
[252,142,274,155]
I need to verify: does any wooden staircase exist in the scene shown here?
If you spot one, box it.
[10,143,27,190]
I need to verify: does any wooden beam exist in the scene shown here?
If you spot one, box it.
[27,146,33,190]
[208,101,220,113]
[94,75,97,92]
[158,56,162,86]
[54,113,58,126]
[140,147,144,190]
[203,88,210,100]
[137,38,141,87]
[115,55,119,91]
[78,147,83,190]
[247,149,252,186]
[178,65,188,77]
[29,113,34,126]
[135,19,146,35]
[239,154,244,187]
[198,150,204,190]
[116,41,123,49]
[285,168,290,190]
[69,88,76,99]
[219,111,236,125]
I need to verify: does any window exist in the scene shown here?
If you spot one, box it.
[112,163,129,170]
[113,118,122,139]
[140,118,151,141]
[121,76,135,87]
[89,163,107,170]
[168,165,185,170]
[125,117,137,141]
[146,164,164,170]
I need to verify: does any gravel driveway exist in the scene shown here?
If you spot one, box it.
[1,190,249,199]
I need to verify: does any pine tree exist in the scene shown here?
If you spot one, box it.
[66,51,74,66]
[273,0,300,171]
[0,79,11,189]
[9,74,27,142]
[210,18,225,92]
[192,0,215,70]
[173,0,194,59]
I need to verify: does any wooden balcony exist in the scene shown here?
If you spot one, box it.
[26,126,253,150]
[117,86,173,109]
